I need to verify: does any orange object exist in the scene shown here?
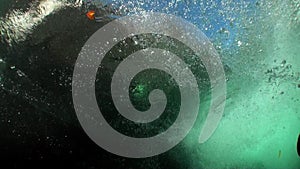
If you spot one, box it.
[86,10,95,20]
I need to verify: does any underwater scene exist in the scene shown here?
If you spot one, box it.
[0,0,300,168]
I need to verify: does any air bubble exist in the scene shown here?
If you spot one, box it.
[237,41,242,47]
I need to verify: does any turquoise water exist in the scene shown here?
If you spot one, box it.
[98,0,300,168]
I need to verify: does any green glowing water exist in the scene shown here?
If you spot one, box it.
[102,1,299,167]
[176,1,300,168]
